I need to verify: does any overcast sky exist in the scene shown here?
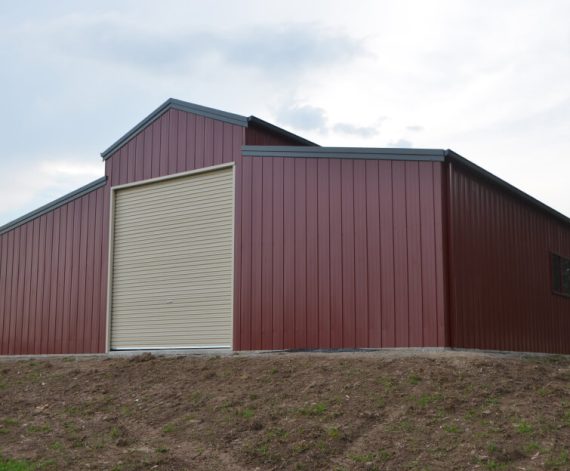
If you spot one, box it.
[0,0,568,225]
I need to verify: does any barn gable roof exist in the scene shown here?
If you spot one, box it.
[100,98,316,160]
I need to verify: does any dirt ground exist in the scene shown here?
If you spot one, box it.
[1,350,570,470]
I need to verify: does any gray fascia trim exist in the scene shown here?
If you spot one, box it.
[445,150,570,227]
[101,98,249,160]
[0,176,108,236]
[247,117,319,147]
[241,146,446,161]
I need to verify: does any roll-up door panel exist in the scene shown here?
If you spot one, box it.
[110,167,233,349]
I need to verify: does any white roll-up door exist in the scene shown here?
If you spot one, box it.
[110,166,234,349]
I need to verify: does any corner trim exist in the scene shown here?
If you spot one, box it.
[0,176,108,236]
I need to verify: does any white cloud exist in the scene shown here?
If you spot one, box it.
[0,0,568,222]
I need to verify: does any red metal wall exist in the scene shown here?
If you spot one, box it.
[245,124,303,145]
[0,187,107,354]
[448,162,570,354]
[234,155,447,350]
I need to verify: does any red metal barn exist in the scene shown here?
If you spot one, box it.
[0,99,568,355]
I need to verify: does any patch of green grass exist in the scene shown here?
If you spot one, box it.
[255,444,269,456]
[162,423,175,433]
[350,453,375,463]
[484,396,499,407]
[64,405,80,416]
[465,408,478,420]
[266,427,288,440]
[36,459,56,470]
[546,450,569,468]
[4,418,18,427]
[327,427,341,439]
[299,403,327,416]
[485,459,508,470]
[524,442,540,453]
[292,441,310,454]
[408,374,422,385]
[563,410,570,427]
[241,408,255,419]
[377,449,392,462]
[48,442,63,451]
[516,420,533,434]
[443,423,460,434]
[27,424,51,434]
[393,419,412,432]
[415,393,440,408]
[487,443,498,454]
[375,377,395,391]
[0,456,33,471]
[110,426,121,439]
[373,395,385,408]
[155,447,168,454]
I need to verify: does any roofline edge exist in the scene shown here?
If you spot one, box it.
[445,149,570,227]
[241,145,445,160]
[0,176,108,236]
[101,98,249,160]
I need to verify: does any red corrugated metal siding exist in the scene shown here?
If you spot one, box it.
[448,162,570,354]
[0,188,107,354]
[245,125,303,145]
[235,155,446,350]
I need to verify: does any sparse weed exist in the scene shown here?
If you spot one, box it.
[27,424,51,434]
[110,426,121,439]
[350,453,375,463]
[408,374,422,385]
[546,450,569,468]
[444,423,460,434]
[48,442,63,451]
[516,420,533,434]
[299,403,327,416]
[162,423,174,433]
[327,427,341,439]
[0,455,33,471]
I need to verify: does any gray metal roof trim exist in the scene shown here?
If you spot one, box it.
[0,176,108,236]
[246,117,319,147]
[241,146,445,161]
[101,98,249,160]
[445,150,570,227]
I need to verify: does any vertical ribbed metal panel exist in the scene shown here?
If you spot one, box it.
[0,187,107,354]
[448,163,570,354]
[235,155,446,350]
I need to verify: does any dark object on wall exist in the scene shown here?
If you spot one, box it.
[0,99,568,355]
